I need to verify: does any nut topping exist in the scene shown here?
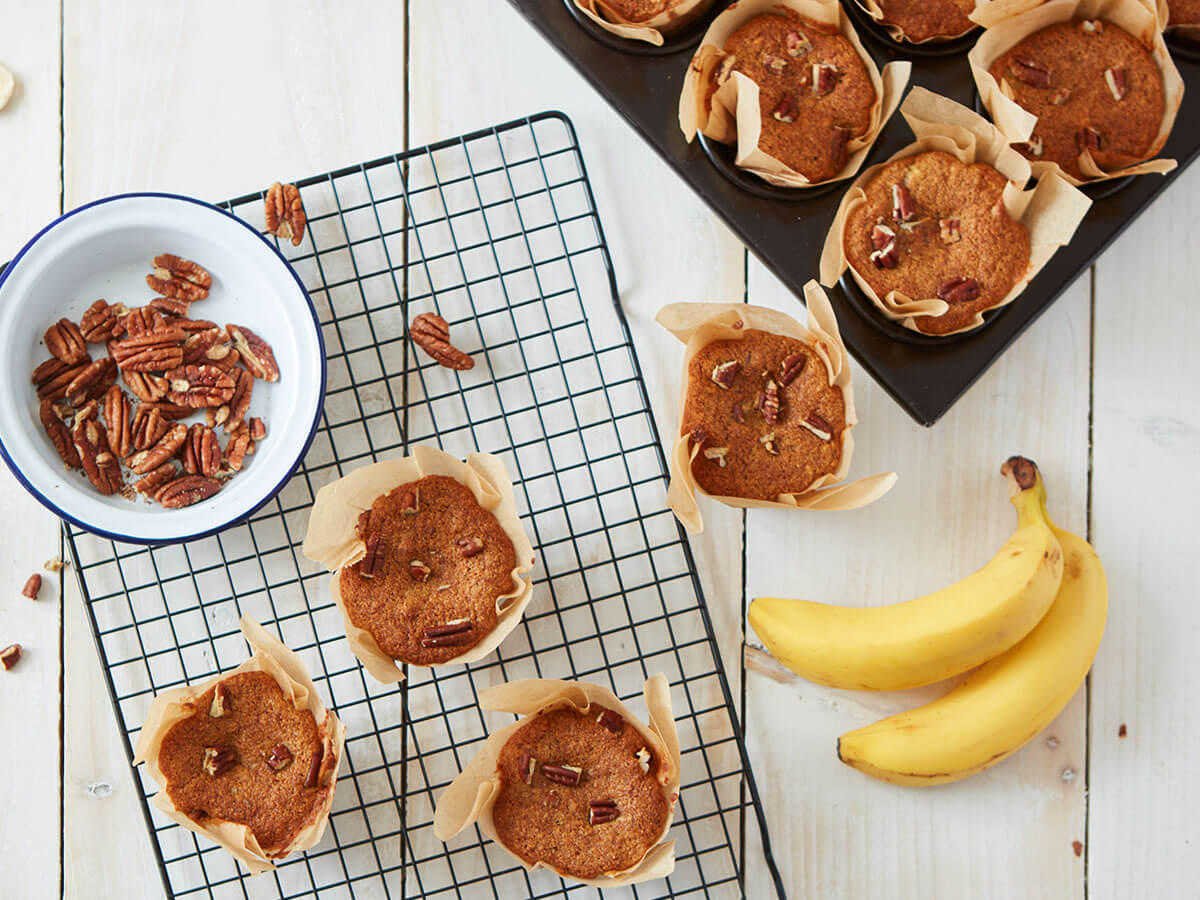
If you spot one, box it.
[264,743,294,772]
[147,254,212,302]
[785,30,812,57]
[588,800,620,825]
[731,402,745,424]
[891,184,915,222]
[1051,88,1072,106]
[779,352,806,386]
[715,54,737,87]
[401,488,420,514]
[711,360,739,389]
[939,218,962,244]
[1022,135,1044,157]
[21,574,42,600]
[936,277,981,304]
[636,747,652,774]
[518,752,537,785]
[0,644,21,671]
[209,682,230,718]
[128,423,188,475]
[182,423,223,477]
[812,62,838,96]
[409,312,475,370]
[409,559,432,582]
[227,324,280,382]
[1009,56,1050,89]
[421,619,475,647]
[265,182,307,246]
[1104,67,1128,102]
[703,446,729,467]
[760,52,787,75]
[455,536,484,558]
[40,398,81,468]
[830,125,851,172]
[202,746,236,776]
[597,709,623,734]
[80,300,126,343]
[304,745,325,789]
[541,763,583,786]
[690,426,708,446]
[757,379,780,425]
[870,224,896,251]
[759,431,779,455]
[154,475,222,509]
[1080,19,1104,34]
[359,534,386,578]
[800,412,833,441]
[44,318,89,365]
[772,93,799,124]
[134,462,178,497]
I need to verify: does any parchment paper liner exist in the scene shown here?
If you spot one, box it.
[819,87,1092,335]
[132,617,347,875]
[678,0,912,188]
[967,0,1182,184]
[301,444,536,684]
[570,0,716,46]
[433,675,682,887]
[853,0,981,43]
[656,282,897,534]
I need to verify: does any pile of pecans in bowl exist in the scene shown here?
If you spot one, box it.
[33,254,279,509]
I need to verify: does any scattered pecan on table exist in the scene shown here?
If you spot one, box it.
[265,182,307,246]
[409,312,474,370]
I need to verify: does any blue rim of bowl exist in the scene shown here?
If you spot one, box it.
[0,191,327,546]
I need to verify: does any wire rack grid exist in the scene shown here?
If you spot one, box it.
[67,111,786,899]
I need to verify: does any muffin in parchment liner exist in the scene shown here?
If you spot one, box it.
[678,0,911,188]
[968,0,1183,184]
[301,444,536,684]
[971,0,1167,27]
[657,282,897,534]
[1161,0,1200,38]
[132,617,347,875]
[819,87,1092,336]
[853,0,980,43]
[433,676,681,887]
[571,0,717,46]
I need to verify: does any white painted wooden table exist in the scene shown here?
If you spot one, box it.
[1,3,1196,898]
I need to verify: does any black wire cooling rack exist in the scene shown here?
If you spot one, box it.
[67,111,787,899]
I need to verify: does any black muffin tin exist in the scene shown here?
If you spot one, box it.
[506,0,1200,424]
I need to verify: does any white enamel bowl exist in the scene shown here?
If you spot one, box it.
[0,193,325,544]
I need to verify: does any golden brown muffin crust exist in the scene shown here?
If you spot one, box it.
[680,328,845,499]
[844,151,1032,336]
[339,474,516,666]
[716,11,877,183]
[157,671,329,854]
[1168,0,1200,26]
[988,19,1165,180]
[600,0,685,22]
[491,705,670,880]
[875,0,976,42]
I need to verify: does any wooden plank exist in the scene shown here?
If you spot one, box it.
[743,259,1091,898]
[1088,162,1200,898]
[60,2,409,895]
[0,8,67,897]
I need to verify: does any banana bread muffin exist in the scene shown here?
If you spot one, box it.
[714,10,877,182]
[988,18,1164,180]
[1168,0,1200,26]
[681,328,846,499]
[599,0,696,21]
[339,474,518,666]
[871,0,975,42]
[843,150,1032,336]
[155,670,337,858]
[491,704,672,881]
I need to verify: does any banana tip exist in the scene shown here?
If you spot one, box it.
[1001,456,1039,491]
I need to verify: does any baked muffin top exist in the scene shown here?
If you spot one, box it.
[715,11,877,183]
[844,151,1032,335]
[157,671,332,855]
[874,0,975,42]
[600,0,686,22]
[339,474,517,666]
[680,328,845,499]
[988,18,1164,180]
[1168,0,1200,26]
[491,704,671,880]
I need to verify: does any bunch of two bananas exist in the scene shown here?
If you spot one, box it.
[748,457,1107,786]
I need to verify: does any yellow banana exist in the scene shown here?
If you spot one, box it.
[748,457,1063,691]
[837,496,1107,786]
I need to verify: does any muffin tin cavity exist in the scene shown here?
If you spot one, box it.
[697,132,846,201]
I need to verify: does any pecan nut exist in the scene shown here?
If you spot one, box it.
[72,419,124,495]
[180,328,230,366]
[79,300,127,342]
[455,536,484,558]
[182,424,222,477]
[210,682,230,718]
[779,353,806,386]
[247,417,267,441]
[359,534,386,578]
[227,324,280,382]
[800,412,833,441]
[44,318,89,365]
[128,422,188,474]
[891,184,915,222]
[772,94,799,124]
[223,431,254,472]
[202,746,236,776]
[786,30,812,57]
[812,62,838,96]
[40,398,81,468]
[122,369,169,403]
[110,327,186,372]
[102,385,134,458]
[757,379,781,425]
[148,296,191,318]
[166,364,236,408]
[134,461,178,496]
[421,619,474,647]
[936,277,982,304]
[589,799,620,825]
[711,360,739,389]
[408,559,432,582]
[541,763,583,786]
[121,306,165,337]
[0,644,21,671]
[1077,126,1102,152]
[1009,56,1050,89]
[21,573,42,600]
[264,743,294,772]
[66,358,117,407]
[146,253,212,301]
[131,405,171,451]
[597,709,623,734]
[154,475,222,508]
[409,312,474,370]
[265,182,307,246]
[34,358,90,401]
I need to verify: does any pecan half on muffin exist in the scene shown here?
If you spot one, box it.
[302,445,536,683]
[680,0,909,188]
[970,0,1182,184]
[133,618,345,874]
[855,0,978,43]
[434,676,681,887]
[658,284,896,533]
[571,0,717,46]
